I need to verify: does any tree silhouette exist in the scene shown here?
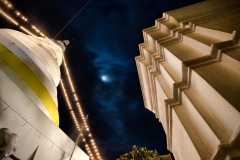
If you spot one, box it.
[117,145,168,160]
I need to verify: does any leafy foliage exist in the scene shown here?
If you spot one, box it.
[117,145,166,160]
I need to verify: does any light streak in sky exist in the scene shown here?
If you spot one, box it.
[40,32,45,37]
[0,0,48,37]
[3,0,11,8]
[20,26,36,37]
[21,16,27,22]
[0,9,18,25]
[61,80,97,160]
[60,80,81,130]
[85,144,94,160]
[62,56,103,160]
[63,57,76,93]
[61,80,98,160]
[15,11,20,16]
[61,81,94,159]
[0,1,103,159]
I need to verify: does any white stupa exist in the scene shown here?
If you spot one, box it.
[0,29,88,160]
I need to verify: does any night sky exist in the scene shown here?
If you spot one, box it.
[1,0,201,159]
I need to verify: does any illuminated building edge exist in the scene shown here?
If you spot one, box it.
[0,29,89,160]
[136,0,240,159]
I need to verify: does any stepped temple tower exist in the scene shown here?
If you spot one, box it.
[136,0,240,159]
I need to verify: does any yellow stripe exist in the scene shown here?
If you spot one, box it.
[0,43,59,126]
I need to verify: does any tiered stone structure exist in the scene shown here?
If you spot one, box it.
[136,0,240,159]
[0,29,88,160]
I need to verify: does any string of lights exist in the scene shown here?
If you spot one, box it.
[0,1,103,159]
[62,56,103,160]
[19,26,36,36]
[60,52,103,160]
[0,7,36,37]
[0,0,48,38]
[60,80,81,131]
[0,8,18,25]
[57,80,98,160]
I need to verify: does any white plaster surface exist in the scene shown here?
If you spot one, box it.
[0,57,88,160]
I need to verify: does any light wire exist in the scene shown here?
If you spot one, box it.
[53,0,91,39]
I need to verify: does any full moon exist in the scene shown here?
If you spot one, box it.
[101,75,108,82]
